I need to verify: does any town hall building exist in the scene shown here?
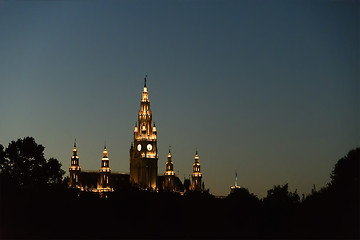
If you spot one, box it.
[69,77,204,193]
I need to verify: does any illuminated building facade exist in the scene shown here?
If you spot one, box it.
[68,144,121,192]
[69,141,81,188]
[164,149,176,191]
[97,146,112,192]
[68,77,206,194]
[129,77,158,190]
[191,151,203,192]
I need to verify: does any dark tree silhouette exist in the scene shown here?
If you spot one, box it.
[262,183,300,237]
[327,147,359,238]
[264,183,300,205]
[297,147,359,239]
[330,147,359,194]
[0,137,65,190]
[0,144,5,171]
[1,140,358,239]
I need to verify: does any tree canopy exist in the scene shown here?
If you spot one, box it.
[0,137,65,191]
[330,147,359,194]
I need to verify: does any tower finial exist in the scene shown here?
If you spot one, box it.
[196,147,198,155]
[169,145,171,153]
[144,75,147,87]
[74,138,76,147]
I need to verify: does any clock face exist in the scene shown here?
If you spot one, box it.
[147,144,152,151]
[137,144,142,151]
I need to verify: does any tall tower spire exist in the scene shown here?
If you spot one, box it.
[130,77,158,190]
[69,141,81,188]
[191,150,203,192]
[142,76,149,102]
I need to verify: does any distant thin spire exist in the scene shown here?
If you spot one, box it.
[195,147,198,155]
[74,138,76,147]
[235,170,238,186]
[144,75,147,87]
[169,145,171,153]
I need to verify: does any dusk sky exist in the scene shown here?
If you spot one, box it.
[0,0,358,197]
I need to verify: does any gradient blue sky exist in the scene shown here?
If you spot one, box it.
[0,0,358,197]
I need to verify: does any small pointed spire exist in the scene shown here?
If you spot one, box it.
[169,145,171,153]
[195,147,198,155]
[102,144,108,158]
[235,170,238,186]
[144,75,147,87]
[72,139,78,156]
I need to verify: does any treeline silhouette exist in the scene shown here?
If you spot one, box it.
[0,137,358,239]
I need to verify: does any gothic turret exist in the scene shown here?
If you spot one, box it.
[130,76,158,190]
[164,149,176,191]
[69,140,81,188]
[191,150,203,192]
[98,145,112,191]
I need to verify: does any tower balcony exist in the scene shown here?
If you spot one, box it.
[136,135,157,141]
[69,166,80,171]
[192,172,202,177]
[141,152,157,158]
[165,171,175,176]
[99,167,111,173]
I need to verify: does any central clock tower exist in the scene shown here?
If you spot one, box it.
[130,77,158,189]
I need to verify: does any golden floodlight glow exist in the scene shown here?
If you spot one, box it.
[165,171,175,176]
[130,77,159,190]
[191,151,203,191]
